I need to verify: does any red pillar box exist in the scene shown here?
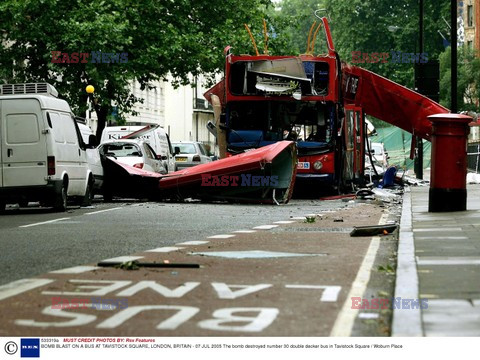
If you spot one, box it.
[428,113,472,212]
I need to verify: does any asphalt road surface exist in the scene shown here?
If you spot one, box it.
[0,198,352,285]
[0,197,400,336]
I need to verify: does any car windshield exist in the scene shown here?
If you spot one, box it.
[173,143,196,154]
[102,143,142,157]
[372,145,383,154]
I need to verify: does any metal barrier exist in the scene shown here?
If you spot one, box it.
[468,142,480,173]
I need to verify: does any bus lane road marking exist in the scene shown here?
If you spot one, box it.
[4,278,342,334]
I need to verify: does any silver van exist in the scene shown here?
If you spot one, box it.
[100,125,177,172]
[0,83,93,212]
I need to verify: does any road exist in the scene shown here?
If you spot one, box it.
[0,198,352,285]
[0,197,400,336]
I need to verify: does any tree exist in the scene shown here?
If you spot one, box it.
[321,0,450,88]
[0,0,275,140]
[268,0,328,55]
[439,46,480,112]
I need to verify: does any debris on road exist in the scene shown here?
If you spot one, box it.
[396,171,430,186]
[350,224,398,237]
[467,172,480,184]
[98,260,200,269]
[304,216,316,223]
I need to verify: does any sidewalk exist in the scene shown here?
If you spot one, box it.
[393,185,480,336]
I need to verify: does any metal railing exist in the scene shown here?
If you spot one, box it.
[468,142,480,173]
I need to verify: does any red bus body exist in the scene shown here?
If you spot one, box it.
[214,30,366,190]
[205,17,448,192]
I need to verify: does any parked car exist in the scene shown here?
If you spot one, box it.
[0,83,93,212]
[101,125,176,173]
[77,121,103,196]
[98,139,167,174]
[171,141,212,170]
[370,142,389,169]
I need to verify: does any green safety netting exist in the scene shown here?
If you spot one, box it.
[369,126,431,170]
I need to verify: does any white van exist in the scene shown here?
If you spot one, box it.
[77,121,103,194]
[0,83,93,212]
[100,125,177,172]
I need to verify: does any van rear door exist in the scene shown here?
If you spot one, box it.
[0,99,48,187]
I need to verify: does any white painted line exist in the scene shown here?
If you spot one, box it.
[273,221,295,224]
[85,207,122,216]
[233,230,257,233]
[417,257,480,266]
[0,278,54,301]
[253,225,279,230]
[330,237,381,336]
[358,313,379,319]
[146,247,184,253]
[413,227,462,232]
[416,236,467,240]
[195,250,326,260]
[50,266,100,274]
[285,285,341,302]
[291,216,307,220]
[207,234,235,239]
[330,213,388,336]
[100,256,143,263]
[176,241,209,246]
[420,293,439,299]
[19,217,70,228]
[392,189,423,337]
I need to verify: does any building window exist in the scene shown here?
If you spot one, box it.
[467,5,473,27]
[468,40,473,49]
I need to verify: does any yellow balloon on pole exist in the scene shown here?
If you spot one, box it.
[86,85,95,94]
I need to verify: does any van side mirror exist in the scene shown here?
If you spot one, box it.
[88,134,97,148]
[174,146,180,155]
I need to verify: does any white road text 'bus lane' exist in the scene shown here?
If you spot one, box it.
[14,279,341,333]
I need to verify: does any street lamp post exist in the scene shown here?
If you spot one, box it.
[414,0,424,180]
[85,85,95,128]
[451,0,458,113]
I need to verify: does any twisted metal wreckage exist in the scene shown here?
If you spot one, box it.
[104,16,448,204]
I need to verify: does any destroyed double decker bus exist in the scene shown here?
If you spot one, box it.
[97,15,447,203]
[205,17,367,193]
